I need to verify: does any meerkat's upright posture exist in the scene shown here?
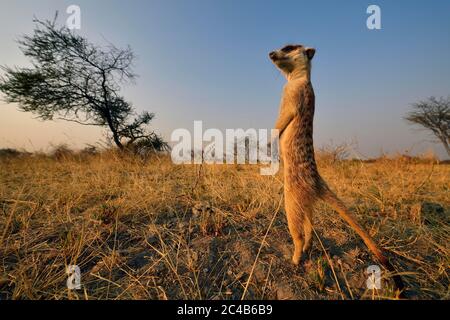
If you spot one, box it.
[269,44,404,294]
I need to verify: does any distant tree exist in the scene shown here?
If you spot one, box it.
[405,96,450,156]
[0,148,30,158]
[0,15,167,151]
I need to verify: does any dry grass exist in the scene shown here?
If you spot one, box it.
[0,150,449,300]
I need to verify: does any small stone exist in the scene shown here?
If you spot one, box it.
[275,281,295,300]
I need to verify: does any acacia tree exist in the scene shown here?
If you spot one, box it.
[405,96,450,156]
[0,16,167,151]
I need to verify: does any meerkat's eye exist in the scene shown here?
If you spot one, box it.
[280,45,302,53]
[281,45,297,53]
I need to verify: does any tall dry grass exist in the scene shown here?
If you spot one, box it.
[0,149,448,299]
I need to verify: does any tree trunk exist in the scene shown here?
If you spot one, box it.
[103,109,124,150]
[111,129,124,150]
[441,138,450,157]
[100,71,124,150]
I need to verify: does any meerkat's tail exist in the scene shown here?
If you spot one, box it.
[321,188,405,297]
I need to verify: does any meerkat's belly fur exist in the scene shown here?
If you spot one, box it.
[282,82,323,198]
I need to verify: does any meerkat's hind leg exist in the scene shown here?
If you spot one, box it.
[285,194,305,265]
[288,221,304,266]
[302,216,313,254]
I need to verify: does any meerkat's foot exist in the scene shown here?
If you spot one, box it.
[292,246,303,266]
[302,242,312,254]
[292,254,301,266]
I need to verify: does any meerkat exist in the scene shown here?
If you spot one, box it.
[269,44,404,295]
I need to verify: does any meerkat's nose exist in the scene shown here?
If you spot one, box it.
[269,51,277,59]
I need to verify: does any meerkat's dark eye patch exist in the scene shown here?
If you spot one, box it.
[281,45,300,53]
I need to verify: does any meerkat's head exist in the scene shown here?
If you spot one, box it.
[269,44,316,80]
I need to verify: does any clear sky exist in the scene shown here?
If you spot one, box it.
[0,0,449,158]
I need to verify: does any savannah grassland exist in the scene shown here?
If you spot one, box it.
[0,149,448,300]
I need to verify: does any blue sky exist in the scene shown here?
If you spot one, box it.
[0,0,449,158]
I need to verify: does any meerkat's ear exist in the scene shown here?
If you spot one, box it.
[305,47,316,60]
